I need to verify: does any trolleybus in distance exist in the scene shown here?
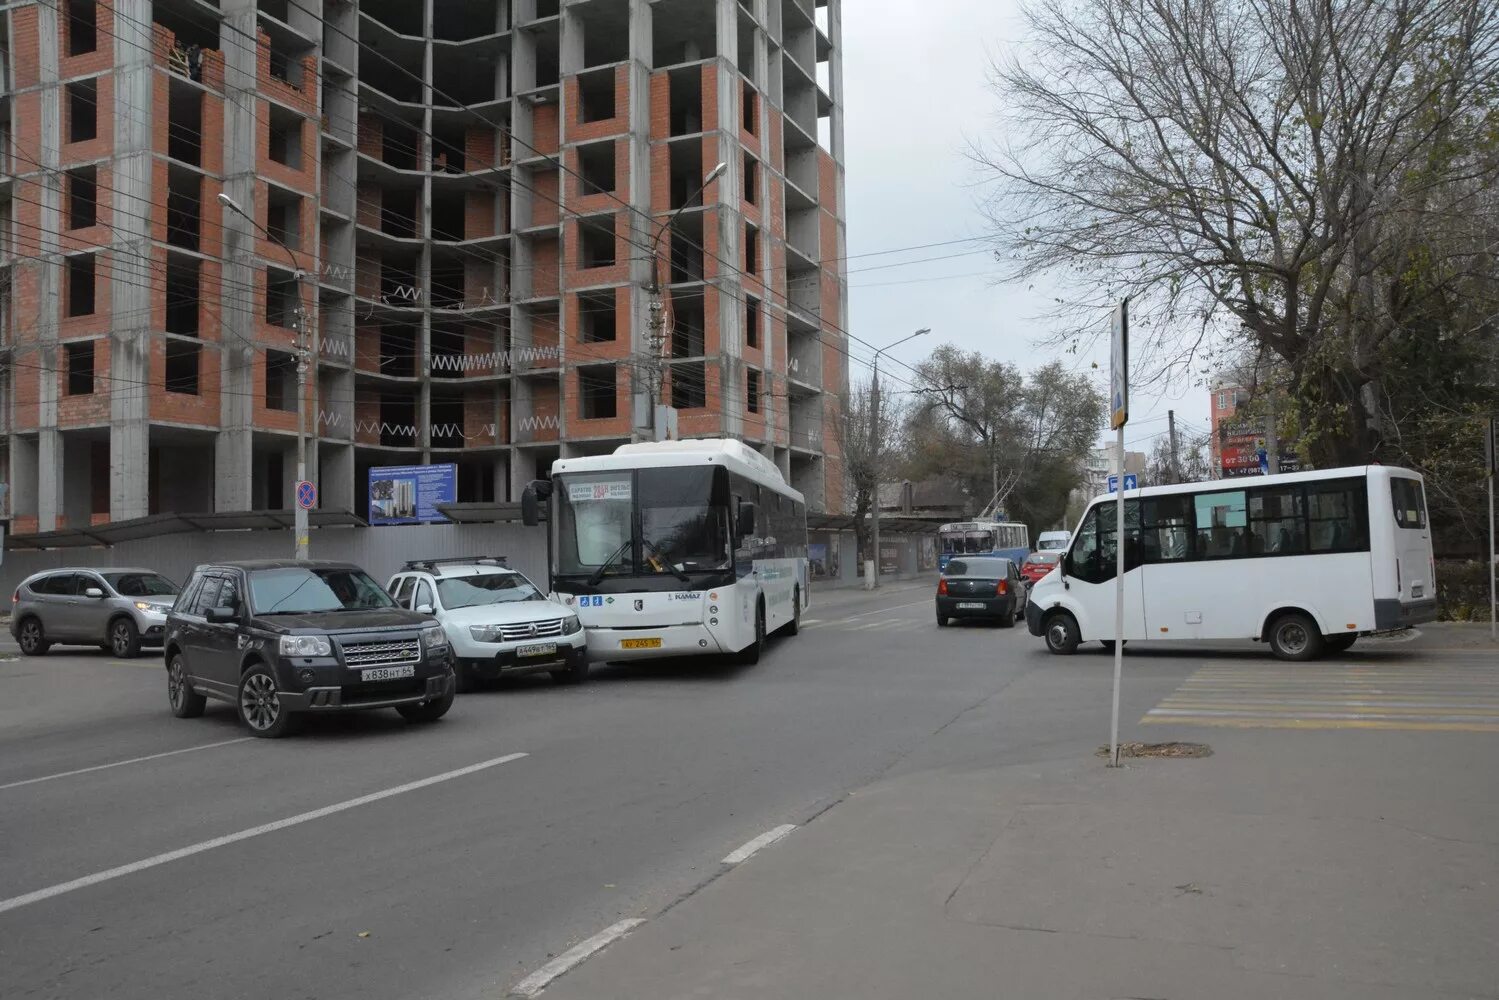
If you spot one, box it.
[522,439,808,664]
[937,520,1031,572]
[1025,465,1437,661]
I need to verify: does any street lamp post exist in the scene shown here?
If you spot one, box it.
[644,161,726,440]
[219,192,310,560]
[869,327,930,587]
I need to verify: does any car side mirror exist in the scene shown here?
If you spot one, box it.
[737,501,757,538]
[521,479,552,527]
[206,606,238,624]
[415,603,434,615]
[84,587,105,599]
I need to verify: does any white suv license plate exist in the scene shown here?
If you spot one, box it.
[956,602,986,610]
[361,665,416,682]
[516,642,558,658]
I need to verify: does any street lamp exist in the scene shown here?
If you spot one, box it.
[219,191,311,560]
[869,327,931,587]
[644,161,727,440]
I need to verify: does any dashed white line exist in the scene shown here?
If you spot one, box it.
[0,752,528,916]
[510,919,645,997]
[722,823,797,865]
[0,737,255,792]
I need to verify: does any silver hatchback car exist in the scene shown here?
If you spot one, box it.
[11,567,179,657]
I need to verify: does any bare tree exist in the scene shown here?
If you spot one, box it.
[978,0,1499,465]
[839,381,907,556]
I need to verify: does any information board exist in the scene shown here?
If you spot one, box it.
[368,464,457,525]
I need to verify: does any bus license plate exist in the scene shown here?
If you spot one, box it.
[957,602,986,610]
[361,665,415,682]
[516,642,557,658]
[620,637,662,650]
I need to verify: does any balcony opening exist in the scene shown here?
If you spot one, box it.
[430,325,466,380]
[65,340,95,395]
[165,338,201,395]
[668,213,705,283]
[430,121,469,173]
[457,458,497,502]
[430,260,465,309]
[667,65,702,135]
[737,10,755,72]
[380,393,418,447]
[747,367,761,413]
[260,0,290,20]
[167,78,203,165]
[746,295,760,348]
[66,166,97,229]
[66,254,96,316]
[381,119,420,170]
[535,44,560,88]
[743,153,758,205]
[430,189,465,241]
[578,140,615,195]
[653,0,717,66]
[433,49,498,108]
[536,0,559,18]
[267,35,309,91]
[380,261,420,304]
[265,187,302,251]
[743,81,757,134]
[670,360,706,409]
[362,0,423,35]
[579,364,617,419]
[67,80,97,143]
[379,324,418,377]
[745,222,759,275]
[430,394,465,448]
[267,103,304,169]
[264,268,300,328]
[670,295,704,357]
[380,187,417,239]
[434,0,498,40]
[578,290,616,343]
[67,0,98,55]
[578,69,615,123]
[265,349,298,410]
[165,168,202,252]
[165,254,201,335]
[579,214,616,269]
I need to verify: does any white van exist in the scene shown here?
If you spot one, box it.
[1035,530,1071,552]
[1025,466,1436,660]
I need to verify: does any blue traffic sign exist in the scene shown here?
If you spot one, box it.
[296,480,317,510]
[1107,474,1138,493]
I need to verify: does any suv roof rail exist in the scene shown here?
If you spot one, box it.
[400,556,509,575]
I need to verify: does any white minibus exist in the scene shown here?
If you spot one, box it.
[1025,466,1436,660]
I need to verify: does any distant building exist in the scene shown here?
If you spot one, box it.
[1209,384,1299,478]
[1082,443,1145,496]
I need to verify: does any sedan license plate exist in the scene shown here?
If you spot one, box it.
[956,602,986,610]
[620,637,663,650]
[361,664,415,682]
[516,642,558,658]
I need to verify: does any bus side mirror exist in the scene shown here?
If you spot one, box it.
[737,501,757,538]
[521,479,552,527]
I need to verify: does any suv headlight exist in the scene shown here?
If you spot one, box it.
[280,635,332,657]
[561,615,582,635]
[421,625,448,650]
[134,601,165,615]
[468,625,502,643]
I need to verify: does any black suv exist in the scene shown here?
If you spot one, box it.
[164,560,455,738]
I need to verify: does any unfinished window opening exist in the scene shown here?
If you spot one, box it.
[670,295,704,357]
[535,45,560,88]
[267,36,308,90]
[165,172,202,252]
[670,360,706,410]
[578,141,615,195]
[536,0,559,17]
[746,296,760,348]
[67,80,97,143]
[432,52,497,109]
[669,219,705,283]
[578,290,617,343]
[165,338,201,395]
[668,65,703,136]
[430,190,465,241]
[430,395,465,448]
[430,325,466,379]
[747,367,761,413]
[433,0,498,41]
[579,215,616,269]
[164,254,201,335]
[264,269,299,328]
[265,190,303,251]
[380,324,418,377]
[737,12,755,72]
[65,340,95,395]
[167,80,203,164]
[430,260,465,309]
[380,187,417,239]
[265,350,298,410]
[743,154,758,206]
[745,223,759,275]
[380,394,418,447]
[66,254,96,316]
[579,70,615,123]
[380,262,420,304]
[653,0,716,65]
[430,122,468,172]
[457,458,497,503]
[67,167,97,229]
[381,119,420,170]
[743,81,757,134]
[267,104,304,169]
[362,0,423,35]
[260,0,290,21]
[579,365,617,419]
[67,0,98,55]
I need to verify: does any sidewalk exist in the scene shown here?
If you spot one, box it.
[538,649,1499,1000]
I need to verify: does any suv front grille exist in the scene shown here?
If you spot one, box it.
[497,618,566,642]
[340,637,421,667]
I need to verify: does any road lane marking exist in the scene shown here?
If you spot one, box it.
[0,738,255,792]
[722,823,797,865]
[0,752,528,916]
[510,919,645,997]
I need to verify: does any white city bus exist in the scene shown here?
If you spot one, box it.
[525,439,808,663]
[1025,465,1437,660]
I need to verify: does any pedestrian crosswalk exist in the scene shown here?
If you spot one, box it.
[1142,662,1499,732]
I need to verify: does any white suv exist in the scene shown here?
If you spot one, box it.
[386,558,587,691]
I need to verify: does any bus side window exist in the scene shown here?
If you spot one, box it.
[1142,496,1193,563]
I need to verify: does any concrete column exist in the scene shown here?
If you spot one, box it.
[33,1,63,531]
[216,0,260,511]
[37,430,64,532]
[319,442,355,512]
[62,436,92,528]
[10,436,39,524]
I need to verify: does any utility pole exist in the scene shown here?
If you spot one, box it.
[868,328,931,587]
[1265,391,1280,475]
[1167,409,1180,484]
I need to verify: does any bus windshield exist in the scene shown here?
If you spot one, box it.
[555,467,732,578]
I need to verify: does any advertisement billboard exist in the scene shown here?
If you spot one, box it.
[368,464,457,525]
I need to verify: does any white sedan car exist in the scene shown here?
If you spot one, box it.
[387,558,587,690]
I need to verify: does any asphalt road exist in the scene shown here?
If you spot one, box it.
[0,582,1059,1000]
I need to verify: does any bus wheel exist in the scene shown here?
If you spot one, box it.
[784,587,801,635]
[1043,612,1080,655]
[738,601,766,664]
[1268,611,1324,661]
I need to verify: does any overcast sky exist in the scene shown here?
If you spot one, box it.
[838,0,1215,459]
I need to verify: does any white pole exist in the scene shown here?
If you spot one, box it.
[1109,427,1125,767]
